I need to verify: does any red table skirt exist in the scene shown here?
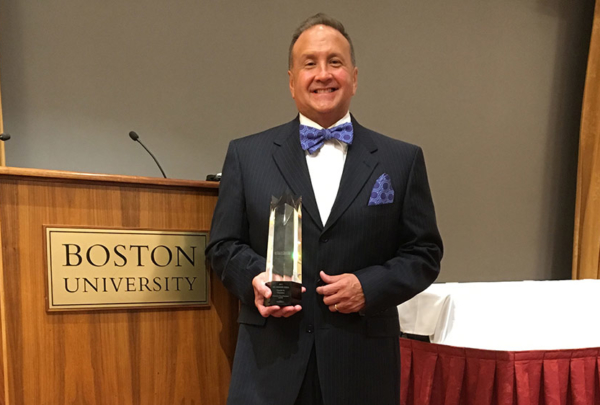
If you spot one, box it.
[400,338,600,405]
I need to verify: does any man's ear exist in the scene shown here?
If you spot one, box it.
[352,67,358,95]
[288,70,296,99]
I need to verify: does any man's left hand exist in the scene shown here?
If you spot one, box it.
[316,271,365,313]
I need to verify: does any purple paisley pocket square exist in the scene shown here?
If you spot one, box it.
[368,173,394,206]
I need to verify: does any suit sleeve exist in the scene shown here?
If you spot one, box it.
[205,141,265,306]
[354,147,443,315]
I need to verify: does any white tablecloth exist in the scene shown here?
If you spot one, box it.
[397,279,600,351]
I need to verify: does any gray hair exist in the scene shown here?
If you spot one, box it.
[288,13,356,69]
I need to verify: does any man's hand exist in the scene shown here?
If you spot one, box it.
[316,271,365,313]
[252,272,306,318]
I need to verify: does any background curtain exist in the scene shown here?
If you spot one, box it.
[573,0,600,279]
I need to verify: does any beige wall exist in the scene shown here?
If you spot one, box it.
[0,0,595,282]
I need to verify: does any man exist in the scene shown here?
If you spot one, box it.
[206,13,442,405]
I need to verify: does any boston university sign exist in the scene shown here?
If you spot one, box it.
[45,227,209,310]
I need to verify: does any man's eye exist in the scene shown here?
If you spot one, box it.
[330,60,342,66]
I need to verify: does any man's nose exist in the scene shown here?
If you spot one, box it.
[315,64,333,81]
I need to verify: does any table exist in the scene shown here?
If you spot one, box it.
[397,279,600,350]
[397,280,600,404]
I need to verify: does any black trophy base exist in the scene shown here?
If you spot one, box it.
[265,281,302,306]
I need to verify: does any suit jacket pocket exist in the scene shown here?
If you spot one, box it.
[366,316,401,337]
[237,304,267,327]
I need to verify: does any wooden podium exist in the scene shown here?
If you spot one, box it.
[0,167,238,405]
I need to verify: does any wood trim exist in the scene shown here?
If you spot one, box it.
[0,73,4,167]
[0,61,6,403]
[0,200,9,405]
[0,166,220,189]
[572,0,600,279]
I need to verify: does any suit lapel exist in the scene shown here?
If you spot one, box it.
[324,117,379,233]
[272,118,323,229]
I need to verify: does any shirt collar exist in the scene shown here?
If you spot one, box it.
[299,112,351,130]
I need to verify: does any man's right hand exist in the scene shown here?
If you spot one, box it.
[252,272,305,318]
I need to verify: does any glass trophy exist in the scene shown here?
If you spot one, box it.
[265,193,302,306]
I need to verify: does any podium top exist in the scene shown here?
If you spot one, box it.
[0,166,219,189]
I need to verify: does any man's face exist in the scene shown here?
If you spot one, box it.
[289,25,358,128]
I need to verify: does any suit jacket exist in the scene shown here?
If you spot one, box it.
[206,116,443,405]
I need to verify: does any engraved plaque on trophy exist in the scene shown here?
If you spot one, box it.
[265,193,302,306]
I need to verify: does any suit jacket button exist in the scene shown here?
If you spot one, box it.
[306,324,314,333]
[319,237,329,243]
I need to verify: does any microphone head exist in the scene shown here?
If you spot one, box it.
[129,131,139,141]
[0,133,11,141]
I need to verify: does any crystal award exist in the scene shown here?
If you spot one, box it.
[265,193,302,306]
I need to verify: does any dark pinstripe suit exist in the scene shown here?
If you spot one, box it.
[206,116,443,405]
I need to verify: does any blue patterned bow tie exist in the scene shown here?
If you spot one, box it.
[299,122,354,154]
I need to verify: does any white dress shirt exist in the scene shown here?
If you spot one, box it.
[300,112,351,225]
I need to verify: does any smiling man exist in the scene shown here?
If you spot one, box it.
[207,13,443,405]
[288,23,357,129]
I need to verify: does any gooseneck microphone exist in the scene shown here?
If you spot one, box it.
[128,131,167,178]
[0,133,11,141]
